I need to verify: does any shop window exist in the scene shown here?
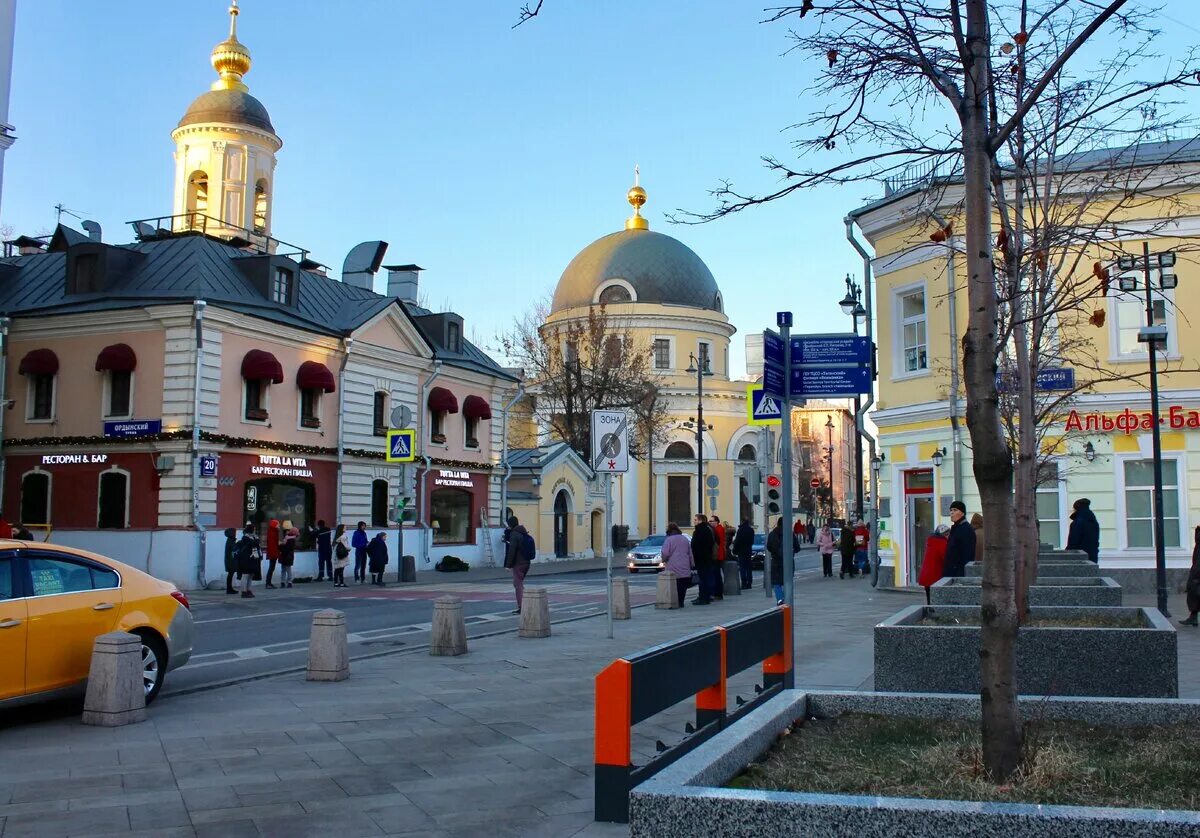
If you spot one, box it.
[28,373,55,421]
[27,554,118,596]
[1123,458,1181,548]
[373,391,388,436]
[244,378,269,422]
[97,470,129,529]
[653,338,671,370]
[896,285,928,374]
[431,488,473,544]
[665,441,694,459]
[1034,461,1063,545]
[371,479,389,528]
[20,471,50,525]
[430,410,446,444]
[465,415,480,449]
[105,370,133,418]
[244,478,315,548]
[300,388,321,429]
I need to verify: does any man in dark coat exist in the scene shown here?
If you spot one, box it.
[1065,498,1101,563]
[223,527,238,594]
[366,532,389,586]
[732,518,755,590]
[503,515,532,614]
[690,514,716,605]
[1181,525,1200,627]
[313,520,333,581]
[234,525,261,598]
[943,500,977,577]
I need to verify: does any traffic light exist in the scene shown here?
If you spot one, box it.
[766,474,782,515]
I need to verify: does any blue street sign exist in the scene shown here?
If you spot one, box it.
[763,364,786,399]
[790,334,872,366]
[386,429,416,463]
[996,367,1076,393]
[790,365,872,397]
[103,419,162,438]
[199,455,218,478]
[762,330,785,366]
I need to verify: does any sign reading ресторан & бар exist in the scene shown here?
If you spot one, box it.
[251,454,313,478]
[41,453,109,464]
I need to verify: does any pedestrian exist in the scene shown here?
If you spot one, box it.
[660,522,693,607]
[223,526,238,594]
[264,519,280,588]
[1181,525,1200,627]
[710,515,726,600]
[807,520,816,545]
[943,500,977,577]
[234,524,260,598]
[503,515,532,614]
[765,517,797,605]
[367,532,389,585]
[853,519,870,576]
[12,522,32,540]
[351,521,369,583]
[917,524,951,605]
[816,522,835,577]
[838,524,856,578]
[333,523,351,586]
[1065,498,1100,563]
[971,513,984,564]
[691,513,716,605]
[732,517,755,590]
[278,521,297,588]
[314,519,333,582]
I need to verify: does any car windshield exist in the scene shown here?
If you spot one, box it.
[638,536,665,547]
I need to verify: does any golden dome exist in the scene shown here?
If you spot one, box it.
[625,177,649,231]
[210,2,252,92]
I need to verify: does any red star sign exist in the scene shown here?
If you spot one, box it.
[608,460,616,469]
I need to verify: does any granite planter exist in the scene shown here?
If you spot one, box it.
[874,605,1177,697]
[966,560,1100,578]
[630,690,1200,837]
[930,576,1123,607]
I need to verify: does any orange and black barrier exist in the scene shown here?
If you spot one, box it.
[593,605,792,823]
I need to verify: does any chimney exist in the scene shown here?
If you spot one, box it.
[384,263,423,306]
[341,240,388,290]
[82,220,102,242]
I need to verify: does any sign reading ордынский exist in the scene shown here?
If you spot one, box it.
[103,419,163,438]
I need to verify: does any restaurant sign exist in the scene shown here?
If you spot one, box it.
[1064,406,1200,435]
[434,469,474,488]
[251,454,314,478]
[41,453,109,465]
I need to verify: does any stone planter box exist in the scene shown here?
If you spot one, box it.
[967,560,1100,578]
[930,576,1123,607]
[874,605,1177,698]
[1037,549,1092,562]
[630,689,1200,837]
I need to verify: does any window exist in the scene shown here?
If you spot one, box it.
[373,391,388,436]
[272,267,293,305]
[253,179,269,234]
[1123,458,1180,548]
[73,253,100,293]
[244,378,268,421]
[698,342,711,369]
[20,472,50,525]
[0,556,13,600]
[300,388,321,429]
[27,555,118,596]
[371,479,389,528]
[665,441,695,459]
[604,335,623,363]
[738,444,757,461]
[447,321,461,354]
[430,409,446,443]
[598,284,632,304]
[29,373,54,420]
[653,338,671,370]
[186,170,208,227]
[1034,462,1063,545]
[564,339,579,366]
[106,370,132,418]
[244,479,315,547]
[465,415,480,448]
[97,471,129,529]
[1110,274,1174,358]
[899,288,928,373]
[431,488,473,544]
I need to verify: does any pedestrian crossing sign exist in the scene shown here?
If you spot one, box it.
[747,384,783,426]
[386,429,416,462]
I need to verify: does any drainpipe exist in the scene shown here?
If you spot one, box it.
[0,316,9,514]
[418,362,443,563]
[499,382,526,528]
[844,219,881,584]
[191,300,207,589]
[930,209,965,501]
[335,336,353,524]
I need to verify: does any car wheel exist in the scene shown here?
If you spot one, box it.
[629,568,638,574]
[136,632,167,705]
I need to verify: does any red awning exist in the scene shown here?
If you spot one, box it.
[240,349,284,384]
[428,386,459,414]
[18,348,59,376]
[95,343,137,373]
[297,360,336,393]
[463,394,492,420]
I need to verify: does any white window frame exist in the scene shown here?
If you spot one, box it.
[651,335,674,371]
[592,278,637,305]
[101,370,135,421]
[428,408,448,448]
[20,467,52,525]
[1114,452,1186,551]
[373,390,389,436]
[96,466,132,529]
[25,373,57,424]
[271,267,293,305]
[892,281,930,380]
[297,387,323,432]
[1034,459,1067,547]
[241,379,271,426]
[1107,273,1179,363]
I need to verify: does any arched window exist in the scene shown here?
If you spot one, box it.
[371,479,389,528]
[97,470,129,529]
[664,441,695,459]
[598,283,632,304]
[738,444,757,461]
[714,291,724,313]
[186,170,208,228]
[253,178,269,234]
[20,471,50,525]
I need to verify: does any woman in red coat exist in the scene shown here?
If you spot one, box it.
[917,525,950,605]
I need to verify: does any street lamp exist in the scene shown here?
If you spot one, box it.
[686,350,715,520]
[824,415,835,520]
[838,274,866,521]
[871,451,886,472]
[1084,441,1096,462]
[931,446,946,468]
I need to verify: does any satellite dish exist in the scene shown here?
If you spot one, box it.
[390,404,412,429]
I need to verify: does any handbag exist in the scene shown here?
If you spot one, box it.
[689,569,699,586]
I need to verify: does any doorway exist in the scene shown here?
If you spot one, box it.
[903,468,935,584]
[554,490,570,558]
[591,509,604,555]
[667,475,690,527]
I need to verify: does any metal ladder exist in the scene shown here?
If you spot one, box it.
[480,507,497,568]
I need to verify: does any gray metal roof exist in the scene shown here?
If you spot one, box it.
[178,89,276,134]
[403,303,515,381]
[506,447,543,470]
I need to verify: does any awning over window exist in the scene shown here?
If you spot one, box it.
[463,394,492,420]
[18,348,59,376]
[297,360,336,393]
[240,349,284,384]
[94,343,137,373]
[428,386,459,414]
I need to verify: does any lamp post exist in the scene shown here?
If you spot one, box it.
[1117,243,1177,618]
[824,414,835,520]
[838,275,867,521]
[686,350,714,521]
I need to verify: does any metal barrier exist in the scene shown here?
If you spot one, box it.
[593,605,792,823]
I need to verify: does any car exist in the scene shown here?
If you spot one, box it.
[0,541,194,708]
[626,533,690,572]
[750,534,767,569]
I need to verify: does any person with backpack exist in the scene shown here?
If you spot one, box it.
[234,524,261,598]
[503,515,533,614]
[313,519,333,582]
[367,532,389,585]
[333,523,351,587]
[351,521,370,583]
[690,514,716,605]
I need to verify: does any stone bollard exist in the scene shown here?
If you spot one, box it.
[82,632,146,727]
[306,609,350,682]
[519,588,551,638]
[722,561,741,596]
[612,577,631,620]
[401,554,417,583]
[656,571,679,609]
[430,595,468,656]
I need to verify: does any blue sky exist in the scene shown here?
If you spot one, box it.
[5,1,1198,377]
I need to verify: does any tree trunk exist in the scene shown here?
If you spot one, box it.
[1012,313,1038,621]
[963,0,1022,783]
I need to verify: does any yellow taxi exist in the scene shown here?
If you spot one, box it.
[0,540,193,707]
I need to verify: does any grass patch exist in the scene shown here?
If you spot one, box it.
[916,611,1143,628]
[728,713,1200,811]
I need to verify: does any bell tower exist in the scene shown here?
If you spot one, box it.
[170,1,282,244]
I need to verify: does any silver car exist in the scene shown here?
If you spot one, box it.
[626,534,690,572]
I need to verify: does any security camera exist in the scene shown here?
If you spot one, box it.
[1,400,13,410]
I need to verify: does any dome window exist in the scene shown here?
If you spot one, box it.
[714,291,724,313]
[595,280,636,305]
[664,441,695,460]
